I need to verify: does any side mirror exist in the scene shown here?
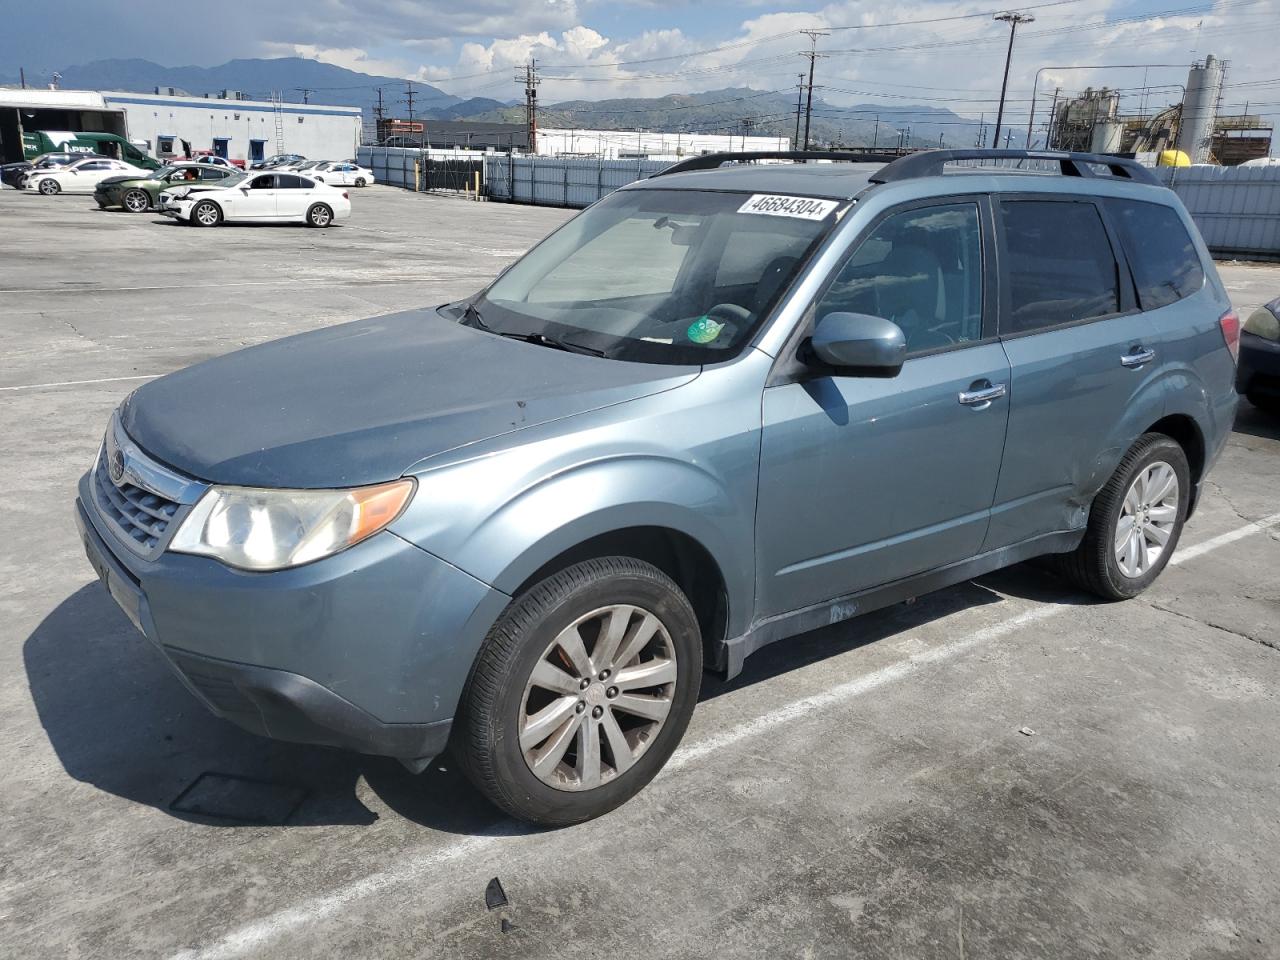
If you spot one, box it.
[808,312,906,377]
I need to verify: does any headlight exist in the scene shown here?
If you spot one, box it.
[1243,303,1280,342]
[169,479,415,571]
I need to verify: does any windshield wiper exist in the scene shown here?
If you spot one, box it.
[502,331,607,358]
[460,302,606,357]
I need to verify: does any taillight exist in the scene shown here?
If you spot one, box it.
[1219,310,1240,364]
[342,191,349,200]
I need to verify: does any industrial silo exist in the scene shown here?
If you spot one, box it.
[1177,55,1224,163]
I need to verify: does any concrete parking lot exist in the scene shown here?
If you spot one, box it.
[2,185,1279,959]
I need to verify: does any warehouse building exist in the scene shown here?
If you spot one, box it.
[0,87,362,165]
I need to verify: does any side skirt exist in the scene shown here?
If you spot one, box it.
[721,529,1083,679]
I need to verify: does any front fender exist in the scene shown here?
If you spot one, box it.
[395,453,756,641]
[389,360,771,643]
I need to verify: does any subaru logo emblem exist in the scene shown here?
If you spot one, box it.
[109,448,126,485]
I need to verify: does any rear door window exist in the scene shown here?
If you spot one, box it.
[1103,198,1205,309]
[999,199,1121,333]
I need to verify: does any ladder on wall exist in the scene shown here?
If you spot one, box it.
[271,92,285,154]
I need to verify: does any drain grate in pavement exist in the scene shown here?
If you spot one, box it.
[170,772,309,825]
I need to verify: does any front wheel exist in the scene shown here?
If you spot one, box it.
[123,189,150,213]
[191,199,222,227]
[306,203,333,227]
[456,557,702,826]
[38,178,60,195]
[354,177,366,187]
[1056,433,1190,600]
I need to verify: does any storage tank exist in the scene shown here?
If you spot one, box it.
[1177,54,1224,164]
[1091,117,1123,153]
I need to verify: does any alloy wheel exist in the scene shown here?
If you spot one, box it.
[124,190,149,212]
[1114,460,1179,577]
[39,179,59,195]
[519,603,677,791]
[194,202,219,226]
[310,205,331,226]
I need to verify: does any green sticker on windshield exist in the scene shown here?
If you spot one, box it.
[687,315,725,344]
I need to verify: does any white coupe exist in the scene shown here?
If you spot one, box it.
[311,161,375,187]
[23,157,146,195]
[159,171,351,227]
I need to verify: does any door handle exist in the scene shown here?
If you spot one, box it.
[958,382,1007,407]
[1121,347,1156,368]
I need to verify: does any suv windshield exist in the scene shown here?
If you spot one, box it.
[473,187,840,364]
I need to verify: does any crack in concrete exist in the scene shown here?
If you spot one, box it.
[1147,600,1280,653]
[1202,478,1252,525]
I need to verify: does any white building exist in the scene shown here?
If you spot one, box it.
[0,87,362,165]
[535,128,790,159]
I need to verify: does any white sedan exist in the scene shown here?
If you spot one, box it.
[159,171,351,227]
[311,161,375,187]
[23,157,146,195]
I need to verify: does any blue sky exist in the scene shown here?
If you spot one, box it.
[7,0,1279,127]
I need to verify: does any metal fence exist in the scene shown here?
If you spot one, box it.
[484,156,670,207]
[367,147,1279,260]
[1157,165,1280,260]
[357,146,485,194]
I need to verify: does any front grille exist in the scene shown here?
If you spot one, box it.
[92,455,180,552]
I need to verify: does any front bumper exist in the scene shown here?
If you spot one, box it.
[75,475,509,765]
[1237,330,1280,402]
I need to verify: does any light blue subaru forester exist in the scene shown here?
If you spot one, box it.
[76,149,1239,825]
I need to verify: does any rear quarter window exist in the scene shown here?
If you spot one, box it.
[1103,197,1205,309]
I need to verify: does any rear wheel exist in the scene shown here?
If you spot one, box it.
[123,189,150,213]
[38,178,60,196]
[456,557,702,826]
[354,177,367,187]
[191,200,221,227]
[306,203,333,227]
[1056,433,1190,600]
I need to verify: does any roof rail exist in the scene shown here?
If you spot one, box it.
[868,149,1160,186]
[652,150,906,178]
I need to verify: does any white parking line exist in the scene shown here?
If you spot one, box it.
[169,511,1280,960]
[0,374,159,392]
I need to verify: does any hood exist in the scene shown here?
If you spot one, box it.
[122,308,698,488]
[97,175,143,188]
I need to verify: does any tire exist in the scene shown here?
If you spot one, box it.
[456,557,703,826]
[354,177,366,187]
[1056,433,1191,600]
[38,178,60,196]
[123,189,150,213]
[191,200,222,227]
[306,203,333,227]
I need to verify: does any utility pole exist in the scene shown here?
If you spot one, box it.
[992,11,1034,150]
[873,115,880,149]
[977,113,986,147]
[799,30,829,150]
[793,73,805,149]
[515,60,540,154]
[372,87,386,142]
[295,87,313,104]
[402,80,418,144]
[1046,86,1061,149]
[19,67,26,89]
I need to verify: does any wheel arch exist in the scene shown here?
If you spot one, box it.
[509,525,732,673]
[1144,412,1207,515]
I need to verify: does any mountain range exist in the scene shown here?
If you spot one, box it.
[3,58,1017,148]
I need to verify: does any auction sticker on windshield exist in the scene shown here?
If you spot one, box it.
[737,194,840,220]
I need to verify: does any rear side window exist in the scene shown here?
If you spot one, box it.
[276,175,310,189]
[1000,200,1120,333]
[1103,198,1205,309]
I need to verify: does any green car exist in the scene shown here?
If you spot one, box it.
[94,163,236,212]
